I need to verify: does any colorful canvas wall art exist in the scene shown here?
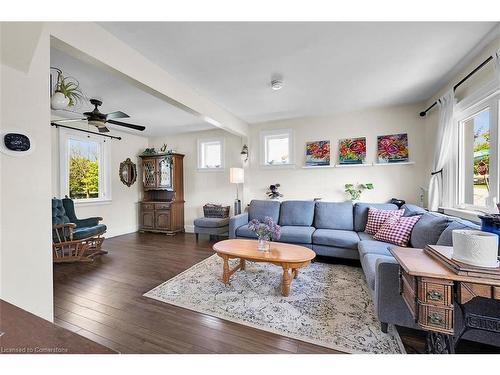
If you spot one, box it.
[305,140,330,166]
[338,137,366,164]
[377,133,409,163]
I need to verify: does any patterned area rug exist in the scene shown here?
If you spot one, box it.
[144,255,405,354]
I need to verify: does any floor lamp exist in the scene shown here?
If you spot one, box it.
[230,167,244,215]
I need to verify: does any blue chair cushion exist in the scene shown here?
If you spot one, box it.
[194,217,229,228]
[52,198,70,226]
[436,218,480,246]
[248,200,281,223]
[361,254,395,290]
[358,239,394,259]
[314,201,354,230]
[279,200,315,226]
[312,229,359,249]
[73,224,107,240]
[278,226,315,244]
[410,212,450,249]
[236,224,258,239]
[402,204,427,217]
[353,202,398,232]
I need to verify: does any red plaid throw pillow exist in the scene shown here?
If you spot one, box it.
[374,215,421,247]
[365,208,404,235]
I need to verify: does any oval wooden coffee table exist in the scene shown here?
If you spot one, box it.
[213,239,316,297]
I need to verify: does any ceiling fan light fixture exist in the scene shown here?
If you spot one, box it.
[88,119,105,127]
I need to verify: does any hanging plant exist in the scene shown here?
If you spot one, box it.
[51,67,86,108]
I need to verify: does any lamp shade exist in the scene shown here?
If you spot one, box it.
[229,167,244,184]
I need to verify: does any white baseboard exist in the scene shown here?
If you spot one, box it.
[185,224,195,233]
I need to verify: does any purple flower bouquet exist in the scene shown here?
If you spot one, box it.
[248,217,281,251]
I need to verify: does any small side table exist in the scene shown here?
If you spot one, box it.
[391,247,500,354]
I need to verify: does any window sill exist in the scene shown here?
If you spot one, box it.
[197,168,225,173]
[260,163,296,169]
[74,199,112,207]
[439,206,489,223]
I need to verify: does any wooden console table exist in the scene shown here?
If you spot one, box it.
[391,247,500,353]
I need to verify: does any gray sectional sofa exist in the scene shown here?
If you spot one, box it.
[229,199,500,347]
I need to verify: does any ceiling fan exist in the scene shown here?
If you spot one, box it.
[52,99,146,133]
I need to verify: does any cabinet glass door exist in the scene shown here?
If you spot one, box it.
[143,158,157,188]
[158,157,172,189]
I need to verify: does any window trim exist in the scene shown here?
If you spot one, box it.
[197,137,225,171]
[59,128,112,205]
[260,128,295,167]
[454,89,499,213]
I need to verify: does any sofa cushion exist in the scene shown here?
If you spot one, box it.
[402,204,427,217]
[361,254,395,290]
[236,224,258,239]
[410,212,450,249]
[194,217,230,228]
[374,215,421,247]
[353,203,398,232]
[73,224,107,240]
[314,201,354,230]
[278,226,315,244]
[312,229,359,249]
[279,200,315,226]
[358,239,394,258]
[365,207,404,235]
[357,231,375,241]
[248,200,281,223]
[437,219,480,246]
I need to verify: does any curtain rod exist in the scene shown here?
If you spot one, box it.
[419,55,494,117]
[51,122,122,140]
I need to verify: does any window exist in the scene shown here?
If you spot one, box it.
[198,138,224,170]
[260,129,294,166]
[59,129,111,203]
[456,91,499,211]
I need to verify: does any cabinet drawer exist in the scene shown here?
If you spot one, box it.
[155,203,171,210]
[400,271,417,319]
[418,303,454,334]
[418,278,453,307]
[141,203,155,211]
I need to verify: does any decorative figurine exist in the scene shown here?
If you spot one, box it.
[267,183,283,199]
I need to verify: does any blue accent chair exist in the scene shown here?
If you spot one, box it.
[52,197,107,263]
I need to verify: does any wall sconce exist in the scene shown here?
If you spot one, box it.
[240,144,249,164]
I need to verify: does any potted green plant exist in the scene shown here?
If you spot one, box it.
[51,68,86,110]
[344,183,374,201]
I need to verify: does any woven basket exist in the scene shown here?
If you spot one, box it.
[203,204,230,218]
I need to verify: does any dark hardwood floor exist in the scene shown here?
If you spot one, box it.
[53,232,498,354]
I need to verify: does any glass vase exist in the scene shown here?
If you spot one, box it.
[257,237,270,252]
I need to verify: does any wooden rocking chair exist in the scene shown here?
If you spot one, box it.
[52,198,107,263]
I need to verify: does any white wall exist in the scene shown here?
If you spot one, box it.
[150,129,245,232]
[51,127,148,238]
[151,103,427,228]
[0,24,54,321]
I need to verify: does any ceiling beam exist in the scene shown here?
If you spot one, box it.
[46,22,248,137]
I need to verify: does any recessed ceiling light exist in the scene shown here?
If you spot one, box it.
[271,79,283,91]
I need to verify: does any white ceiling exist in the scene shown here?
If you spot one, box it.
[50,48,211,137]
[100,22,498,124]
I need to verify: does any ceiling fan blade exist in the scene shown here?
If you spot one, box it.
[52,118,88,124]
[98,126,110,133]
[106,111,129,120]
[107,119,146,131]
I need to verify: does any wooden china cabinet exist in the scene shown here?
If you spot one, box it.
[139,153,185,235]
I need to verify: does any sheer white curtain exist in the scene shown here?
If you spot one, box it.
[495,49,500,82]
[428,90,455,211]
